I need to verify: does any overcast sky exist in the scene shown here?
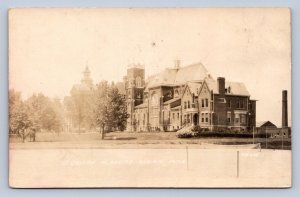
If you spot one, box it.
[9,8,291,126]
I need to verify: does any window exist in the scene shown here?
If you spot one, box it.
[202,99,204,107]
[188,101,190,108]
[227,113,231,123]
[240,99,244,109]
[237,99,244,109]
[227,99,231,108]
[237,100,240,108]
[184,102,187,109]
[205,98,209,107]
[205,113,209,122]
[201,113,204,122]
[235,114,240,123]
[177,113,179,119]
[136,76,142,87]
[241,114,246,124]
[174,90,179,97]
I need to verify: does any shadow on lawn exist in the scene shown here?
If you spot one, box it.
[105,136,137,140]
[116,137,137,140]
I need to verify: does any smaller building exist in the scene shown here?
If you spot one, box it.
[256,121,277,133]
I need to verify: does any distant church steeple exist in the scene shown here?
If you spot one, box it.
[81,66,93,88]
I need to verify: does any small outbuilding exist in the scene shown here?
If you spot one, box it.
[256,121,277,133]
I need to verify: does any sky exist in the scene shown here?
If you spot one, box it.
[9,8,291,126]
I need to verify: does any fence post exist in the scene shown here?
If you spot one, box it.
[252,127,255,144]
[265,129,268,149]
[237,150,239,178]
[186,146,189,170]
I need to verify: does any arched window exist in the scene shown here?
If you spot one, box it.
[136,76,142,87]
[174,89,179,97]
[151,91,159,106]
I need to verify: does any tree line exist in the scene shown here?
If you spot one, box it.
[9,80,128,142]
[9,90,63,142]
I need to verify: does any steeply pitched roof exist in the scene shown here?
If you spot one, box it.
[145,62,210,90]
[186,82,202,95]
[203,78,250,96]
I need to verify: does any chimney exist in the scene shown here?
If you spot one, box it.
[282,90,288,128]
[217,77,225,95]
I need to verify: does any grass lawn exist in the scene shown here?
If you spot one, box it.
[9,131,291,150]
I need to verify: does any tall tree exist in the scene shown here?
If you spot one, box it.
[108,85,128,131]
[93,81,128,139]
[9,90,33,142]
[94,81,110,139]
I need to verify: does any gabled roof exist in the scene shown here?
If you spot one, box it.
[256,121,277,128]
[201,78,250,96]
[186,82,202,95]
[145,62,210,91]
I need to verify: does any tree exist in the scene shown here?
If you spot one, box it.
[94,81,110,139]
[9,89,22,134]
[108,85,128,131]
[25,93,64,138]
[93,81,128,139]
[9,90,33,142]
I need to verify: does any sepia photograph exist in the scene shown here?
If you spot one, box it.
[8,8,291,188]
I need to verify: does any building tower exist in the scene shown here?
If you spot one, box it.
[81,66,93,89]
[125,64,145,131]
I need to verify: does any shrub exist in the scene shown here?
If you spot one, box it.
[176,126,194,138]
[191,125,202,132]
[193,131,271,138]
[177,131,194,138]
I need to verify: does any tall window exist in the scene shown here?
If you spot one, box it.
[227,99,231,108]
[205,113,209,122]
[205,98,209,107]
[188,101,190,108]
[201,113,204,122]
[202,99,204,107]
[241,114,246,124]
[235,114,240,123]
[136,76,142,87]
[227,113,231,123]
[240,99,244,109]
[184,102,187,109]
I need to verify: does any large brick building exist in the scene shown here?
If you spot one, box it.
[124,62,256,132]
